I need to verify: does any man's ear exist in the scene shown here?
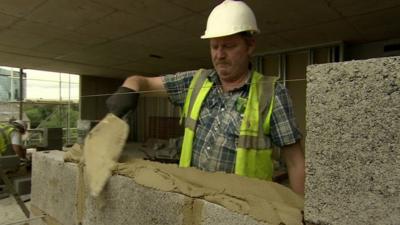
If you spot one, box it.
[247,37,256,55]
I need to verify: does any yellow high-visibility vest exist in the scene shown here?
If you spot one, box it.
[179,69,278,180]
[0,123,16,156]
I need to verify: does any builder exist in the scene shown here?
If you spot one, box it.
[107,0,305,195]
[0,119,27,159]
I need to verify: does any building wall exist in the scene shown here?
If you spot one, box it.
[80,75,180,142]
[285,51,308,148]
[136,95,181,142]
[80,76,123,121]
[262,45,338,148]
[346,38,400,60]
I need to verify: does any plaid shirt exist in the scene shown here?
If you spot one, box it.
[163,69,301,173]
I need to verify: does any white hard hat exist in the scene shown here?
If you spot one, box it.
[11,119,27,133]
[201,0,260,39]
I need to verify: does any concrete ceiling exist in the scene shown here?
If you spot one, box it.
[0,0,399,78]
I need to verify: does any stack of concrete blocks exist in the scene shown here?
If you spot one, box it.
[37,128,63,150]
[305,57,400,225]
[0,155,31,196]
[43,128,63,150]
[30,151,270,225]
[13,176,31,195]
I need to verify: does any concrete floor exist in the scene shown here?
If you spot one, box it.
[0,196,31,225]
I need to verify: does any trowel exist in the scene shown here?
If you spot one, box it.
[83,113,129,196]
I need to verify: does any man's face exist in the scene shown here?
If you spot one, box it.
[210,34,255,82]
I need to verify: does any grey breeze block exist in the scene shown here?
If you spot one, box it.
[305,56,400,225]
[31,151,269,225]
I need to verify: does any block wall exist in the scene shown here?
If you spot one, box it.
[305,57,400,225]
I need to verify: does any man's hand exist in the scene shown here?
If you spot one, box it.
[282,141,305,195]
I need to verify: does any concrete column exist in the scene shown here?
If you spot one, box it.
[305,57,400,225]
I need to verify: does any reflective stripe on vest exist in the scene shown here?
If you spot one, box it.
[179,69,278,180]
[179,69,213,167]
[0,124,15,156]
[235,73,277,180]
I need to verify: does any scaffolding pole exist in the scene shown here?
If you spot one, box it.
[19,68,23,120]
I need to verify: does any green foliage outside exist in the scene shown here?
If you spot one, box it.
[24,103,79,129]
[24,103,80,146]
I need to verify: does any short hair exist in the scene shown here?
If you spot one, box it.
[238,31,255,38]
[238,31,255,47]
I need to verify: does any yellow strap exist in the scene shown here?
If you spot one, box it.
[239,72,261,136]
[262,77,278,135]
[179,128,195,167]
[180,69,204,125]
[179,70,213,167]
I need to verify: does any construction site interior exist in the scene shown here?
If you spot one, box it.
[0,1,399,225]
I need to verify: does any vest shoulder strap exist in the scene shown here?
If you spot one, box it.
[260,75,279,135]
[259,75,279,114]
[181,69,206,124]
[183,69,214,130]
[186,69,212,118]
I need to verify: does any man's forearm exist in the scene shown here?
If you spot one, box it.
[287,159,305,195]
[282,141,305,195]
[106,75,167,118]
[12,144,26,159]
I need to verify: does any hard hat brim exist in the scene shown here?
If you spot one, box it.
[200,29,260,39]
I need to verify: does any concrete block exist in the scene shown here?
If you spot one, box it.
[32,151,299,225]
[13,176,31,195]
[31,151,188,225]
[31,151,79,225]
[305,57,400,225]
[83,175,186,225]
[30,205,64,225]
[199,199,265,225]
[43,128,63,150]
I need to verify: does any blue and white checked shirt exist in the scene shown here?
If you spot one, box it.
[163,69,301,173]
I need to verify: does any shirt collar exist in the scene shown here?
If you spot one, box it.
[208,69,253,93]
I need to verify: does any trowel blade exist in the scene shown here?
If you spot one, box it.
[83,113,129,196]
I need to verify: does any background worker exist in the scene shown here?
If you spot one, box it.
[106,0,305,195]
[0,119,28,159]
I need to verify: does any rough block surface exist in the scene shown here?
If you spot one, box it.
[31,151,78,225]
[305,57,400,225]
[32,151,269,225]
[13,176,31,195]
[200,199,266,225]
[83,175,187,225]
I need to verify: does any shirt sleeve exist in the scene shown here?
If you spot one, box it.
[270,83,302,147]
[10,131,22,146]
[162,70,197,108]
